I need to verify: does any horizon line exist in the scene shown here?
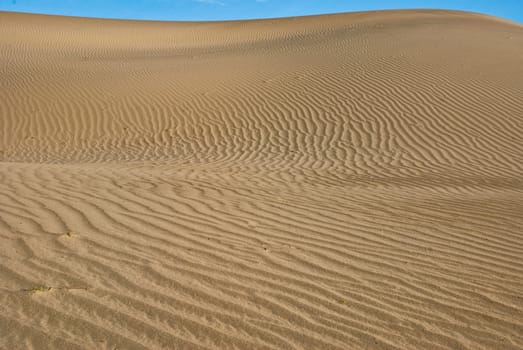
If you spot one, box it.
[1,8,522,25]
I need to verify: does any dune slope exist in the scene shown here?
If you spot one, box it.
[1,9,523,350]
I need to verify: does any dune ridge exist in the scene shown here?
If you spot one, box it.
[1,9,523,350]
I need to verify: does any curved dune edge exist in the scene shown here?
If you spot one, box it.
[1,10,523,350]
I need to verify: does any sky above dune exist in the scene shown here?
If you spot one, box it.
[0,0,522,23]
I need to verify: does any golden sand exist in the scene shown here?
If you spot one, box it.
[1,10,522,349]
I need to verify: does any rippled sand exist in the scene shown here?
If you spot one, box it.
[1,9,523,350]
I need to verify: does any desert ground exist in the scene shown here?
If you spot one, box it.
[1,9,523,350]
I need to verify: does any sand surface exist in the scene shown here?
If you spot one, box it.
[1,9,523,350]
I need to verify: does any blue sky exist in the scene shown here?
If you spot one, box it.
[1,0,522,24]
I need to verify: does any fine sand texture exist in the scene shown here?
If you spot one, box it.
[1,9,523,350]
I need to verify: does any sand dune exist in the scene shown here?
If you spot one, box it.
[1,9,523,350]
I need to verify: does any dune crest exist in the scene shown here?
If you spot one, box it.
[1,10,523,350]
